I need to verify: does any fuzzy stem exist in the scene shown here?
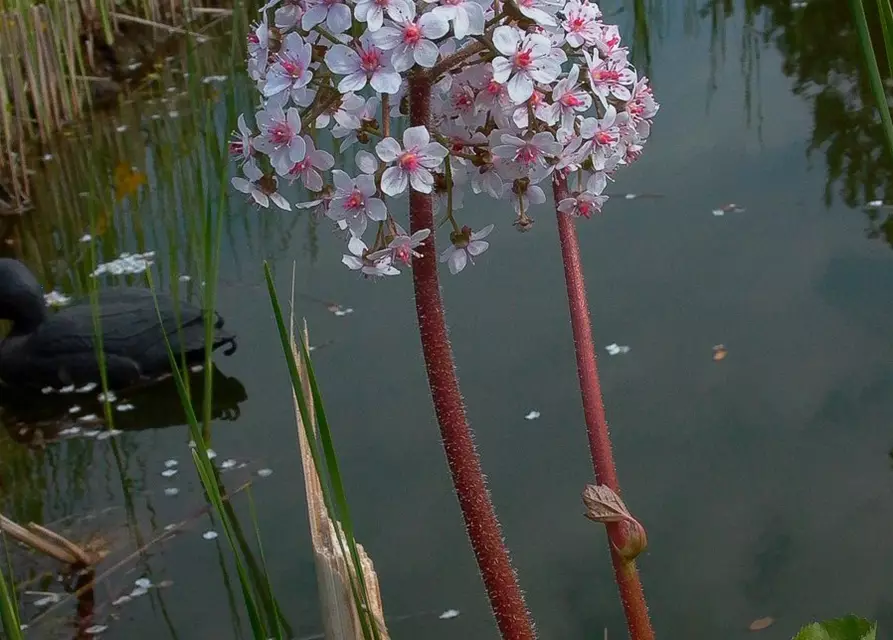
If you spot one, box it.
[552,175,655,640]
[407,71,536,640]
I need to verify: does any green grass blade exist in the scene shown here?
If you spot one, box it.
[875,0,893,79]
[263,262,380,640]
[0,560,24,640]
[851,0,893,161]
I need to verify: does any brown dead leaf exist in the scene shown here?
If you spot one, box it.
[749,617,774,631]
[114,163,147,202]
[712,344,728,361]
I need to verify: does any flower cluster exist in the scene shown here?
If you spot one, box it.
[232,0,658,276]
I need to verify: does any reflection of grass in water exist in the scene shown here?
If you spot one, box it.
[2,1,381,636]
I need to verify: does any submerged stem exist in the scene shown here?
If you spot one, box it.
[407,71,536,640]
[552,175,655,640]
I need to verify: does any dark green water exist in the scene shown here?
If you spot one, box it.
[3,1,893,638]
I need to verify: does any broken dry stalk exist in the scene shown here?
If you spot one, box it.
[0,515,95,567]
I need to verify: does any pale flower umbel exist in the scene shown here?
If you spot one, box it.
[376,126,449,195]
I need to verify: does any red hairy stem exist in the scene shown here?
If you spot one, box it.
[552,175,655,640]
[406,72,536,640]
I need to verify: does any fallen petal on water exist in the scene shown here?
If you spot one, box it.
[85,625,108,635]
[439,609,460,620]
[96,430,122,440]
[203,530,218,540]
[165,459,178,467]
[134,578,152,589]
[117,403,135,412]
[605,343,631,356]
[221,459,237,470]
[257,468,273,478]
[749,617,774,631]
[129,586,149,598]
[78,414,100,423]
[161,469,178,478]
[111,595,132,606]
[69,405,81,414]
[712,344,728,361]
[524,411,540,420]
[164,487,180,497]
[33,594,61,607]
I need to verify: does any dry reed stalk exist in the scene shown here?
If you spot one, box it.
[290,319,389,640]
[0,514,94,566]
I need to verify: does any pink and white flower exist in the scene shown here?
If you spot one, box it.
[274,0,303,29]
[557,190,608,219]
[515,0,557,27]
[560,0,602,48]
[579,105,623,171]
[354,0,412,32]
[368,225,431,266]
[492,131,562,172]
[229,114,254,165]
[539,64,591,130]
[302,0,352,33]
[376,126,449,195]
[429,0,488,39]
[584,48,636,106]
[232,159,291,211]
[325,37,402,95]
[439,224,493,274]
[371,4,449,71]
[491,26,562,104]
[252,104,306,173]
[262,32,313,98]
[342,236,400,277]
[327,170,387,237]
[284,136,335,191]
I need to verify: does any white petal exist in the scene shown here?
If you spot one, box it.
[391,46,416,72]
[370,25,404,50]
[371,69,402,94]
[419,12,449,38]
[471,223,494,240]
[366,197,388,220]
[332,169,355,193]
[355,149,378,173]
[327,3,353,32]
[338,71,369,93]
[506,72,533,104]
[448,248,467,274]
[452,4,470,38]
[403,125,430,150]
[413,40,440,68]
[463,1,485,35]
[325,45,360,74]
[467,240,489,256]
[491,57,512,83]
[376,137,402,162]
[380,166,408,196]
[409,167,434,193]
[492,26,521,55]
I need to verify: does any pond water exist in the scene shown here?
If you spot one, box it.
[3,0,893,638]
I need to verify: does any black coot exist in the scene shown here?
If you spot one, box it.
[0,258,237,391]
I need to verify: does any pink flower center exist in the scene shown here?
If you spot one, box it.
[519,0,533,6]
[403,23,421,44]
[281,58,304,78]
[394,244,412,264]
[441,0,461,6]
[398,151,420,172]
[517,145,538,164]
[247,33,260,44]
[578,201,592,218]
[561,93,585,108]
[229,141,244,155]
[528,90,543,106]
[269,122,294,145]
[570,16,586,31]
[359,47,382,72]
[345,190,364,211]
[289,158,312,175]
[454,92,473,110]
[486,79,501,95]
[592,68,620,83]
[595,131,615,146]
[514,48,533,69]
